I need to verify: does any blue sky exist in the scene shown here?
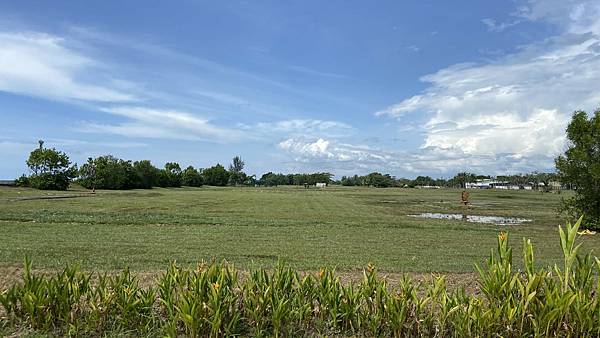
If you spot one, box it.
[1,0,599,179]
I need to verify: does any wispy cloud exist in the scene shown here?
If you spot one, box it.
[0,32,136,103]
[287,65,349,79]
[240,119,354,139]
[481,18,521,32]
[192,90,249,106]
[78,106,245,142]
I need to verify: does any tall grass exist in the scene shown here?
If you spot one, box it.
[1,217,599,336]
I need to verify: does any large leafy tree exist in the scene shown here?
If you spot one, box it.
[181,166,203,187]
[79,155,138,190]
[26,140,77,190]
[133,160,161,189]
[365,172,395,187]
[555,110,600,229]
[450,172,477,188]
[164,162,182,187]
[202,164,230,186]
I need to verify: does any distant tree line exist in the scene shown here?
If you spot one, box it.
[16,143,336,191]
[339,171,560,189]
[77,156,205,190]
[12,141,562,192]
[258,172,333,187]
[77,156,252,190]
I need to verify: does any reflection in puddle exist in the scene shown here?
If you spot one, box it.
[409,213,531,225]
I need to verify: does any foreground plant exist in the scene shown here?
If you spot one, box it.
[1,216,599,337]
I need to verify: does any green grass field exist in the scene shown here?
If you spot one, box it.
[1,185,598,273]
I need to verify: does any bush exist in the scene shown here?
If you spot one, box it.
[14,175,30,187]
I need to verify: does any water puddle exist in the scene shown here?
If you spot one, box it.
[408,213,531,225]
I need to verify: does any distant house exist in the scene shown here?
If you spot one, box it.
[0,179,16,186]
[466,179,498,189]
[549,181,562,190]
[315,182,327,188]
[466,179,542,190]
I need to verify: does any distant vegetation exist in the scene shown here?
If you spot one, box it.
[340,171,559,189]
[15,142,557,191]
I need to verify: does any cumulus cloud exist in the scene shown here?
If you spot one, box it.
[276,137,559,176]
[277,138,399,171]
[376,0,600,173]
[0,32,136,102]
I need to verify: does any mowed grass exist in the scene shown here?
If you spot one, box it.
[0,185,598,273]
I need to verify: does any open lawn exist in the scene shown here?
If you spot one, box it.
[0,185,597,273]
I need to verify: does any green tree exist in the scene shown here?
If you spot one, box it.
[164,162,182,187]
[555,110,600,229]
[450,172,477,188]
[229,156,245,172]
[365,172,395,187]
[181,166,203,187]
[26,140,77,190]
[202,164,230,186]
[79,155,137,190]
[412,175,435,187]
[228,156,246,186]
[133,160,161,188]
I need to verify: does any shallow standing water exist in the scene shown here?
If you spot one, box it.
[409,213,532,225]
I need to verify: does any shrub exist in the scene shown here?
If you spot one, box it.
[14,175,30,187]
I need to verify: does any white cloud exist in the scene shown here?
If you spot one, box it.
[192,90,249,106]
[517,0,600,35]
[0,32,136,102]
[481,18,521,32]
[377,0,600,173]
[242,119,354,139]
[277,138,398,170]
[78,106,244,142]
[276,137,558,176]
